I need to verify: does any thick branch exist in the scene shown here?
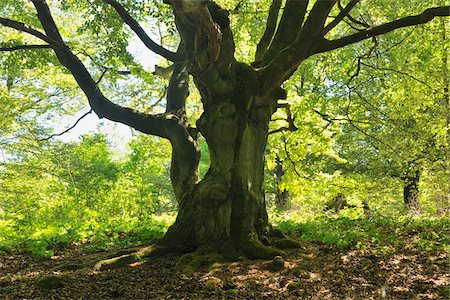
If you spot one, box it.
[299,0,337,38]
[0,44,51,51]
[255,0,282,62]
[314,6,450,53]
[102,0,183,62]
[169,0,222,68]
[260,0,309,66]
[172,1,235,96]
[165,53,200,202]
[0,17,64,50]
[258,1,337,94]
[28,0,177,139]
[29,0,201,198]
[323,0,360,35]
[166,61,189,115]
[259,4,450,99]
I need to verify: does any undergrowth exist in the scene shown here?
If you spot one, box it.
[271,211,449,252]
[0,214,175,257]
[1,211,448,257]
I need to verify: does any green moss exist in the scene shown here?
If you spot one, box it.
[36,275,65,290]
[244,234,285,259]
[270,255,285,271]
[177,252,224,276]
[272,237,301,249]
[54,262,86,271]
[208,262,222,271]
[203,278,221,291]
[286,281,300,291]
[227,288,240,295]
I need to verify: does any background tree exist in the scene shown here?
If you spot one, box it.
[267,10,448,216]
[0,0,448,262]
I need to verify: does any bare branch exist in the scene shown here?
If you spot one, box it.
[102,0,183,62]
[337,0,370,29]
[323,0,360,35]
[38,110,93,141]
[0,44,51,51]
[281,133,302,177]
[269,102,297,134]
[255,0,282,62]
[314,6,450,54]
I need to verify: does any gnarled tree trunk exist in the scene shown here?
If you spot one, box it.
[159,64,283,258]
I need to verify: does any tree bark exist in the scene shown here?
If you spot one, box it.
[158,63,283,258]
[274,155,290,209]
[403,171,420,215]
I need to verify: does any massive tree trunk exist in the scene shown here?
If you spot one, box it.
[155,2,288,258]
[159,63,283,258]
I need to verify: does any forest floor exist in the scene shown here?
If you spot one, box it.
[1,238,448,300]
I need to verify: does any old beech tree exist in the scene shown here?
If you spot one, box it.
[1,1,449,262]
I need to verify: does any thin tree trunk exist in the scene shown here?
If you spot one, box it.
[441,19,450,208]
[403,171,420,215]
[274,155,290,209]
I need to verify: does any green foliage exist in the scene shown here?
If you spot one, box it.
[266,14,448,215]
[0,133,175,256]
[271,213,449,252]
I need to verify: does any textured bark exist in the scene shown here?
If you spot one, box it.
[403,172,421,215]
[274,156,290,209]
[158,62,282,257]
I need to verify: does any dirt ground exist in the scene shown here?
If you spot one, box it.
[0,240,448,299]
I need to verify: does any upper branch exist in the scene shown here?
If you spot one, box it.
[254,0,282,62]
[38,109,93,141]
[259,0,309,66]
[102,0,183,62]
[323,0,360,35]
[25,0,181,139]
[258,3,449,99]
[0,17,65,50]
[258,0,336,95]
[314,6,450,53]
[299,0,337,38]
[0,44,52,51]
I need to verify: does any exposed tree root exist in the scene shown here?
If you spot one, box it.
[93,228,301,272]
[176,248,224,275]
[93,244,167,271]
[242,235,286,260]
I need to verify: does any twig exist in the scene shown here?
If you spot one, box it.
[38,110,93,141]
